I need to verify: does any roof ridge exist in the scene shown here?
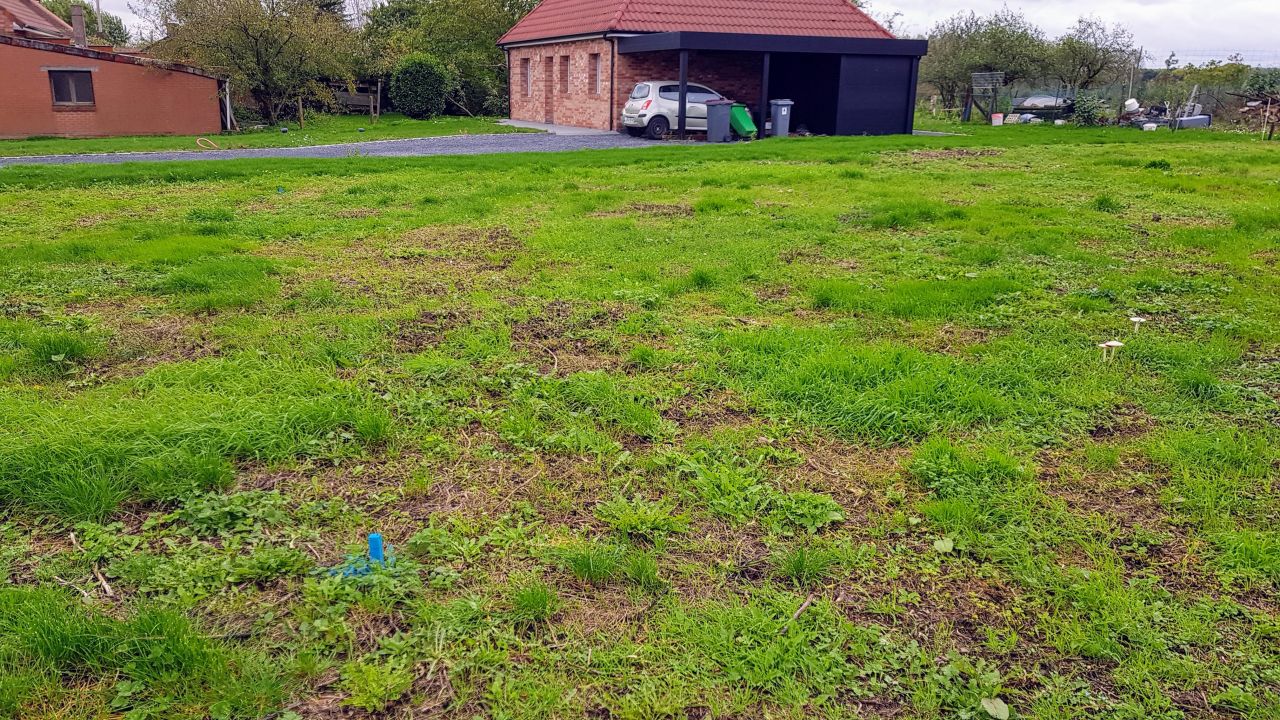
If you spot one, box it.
[606,0,636,33]
[843,0,895,39]
[12,0,73,33]
[497,0,897,46]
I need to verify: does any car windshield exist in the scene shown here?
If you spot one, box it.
[629,84,650,99]
[657,85,720,103]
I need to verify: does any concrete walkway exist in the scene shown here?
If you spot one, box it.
[498,119,620,135]
[0,131,655,167]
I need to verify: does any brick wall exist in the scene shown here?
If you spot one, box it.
[506,39,765,132]
[507,38,614,130]
[0,43,221,139]
[614,50,763,117]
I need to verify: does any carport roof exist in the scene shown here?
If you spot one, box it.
[498,0,894,46]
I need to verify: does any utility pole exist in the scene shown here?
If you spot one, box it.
[1126,46,1143,99]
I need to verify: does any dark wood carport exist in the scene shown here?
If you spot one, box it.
[616,32,928,138]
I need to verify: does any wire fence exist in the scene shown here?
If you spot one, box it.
[919,49,1276,131]
[1162,50,1280,67]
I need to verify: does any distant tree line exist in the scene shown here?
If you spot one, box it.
[919,10,1276,119]
[41,0,132,46]
[131,0,537,123]
[920,11,1141,109]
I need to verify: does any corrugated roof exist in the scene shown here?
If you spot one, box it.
[1,0,73,36]
[498,0,894,45]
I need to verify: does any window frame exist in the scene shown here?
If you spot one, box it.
[521,58,532,97]
[48,69,96,107]
[559,55,570,95]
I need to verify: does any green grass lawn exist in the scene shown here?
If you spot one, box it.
[1,126,1278,719]
[0,113,530,157]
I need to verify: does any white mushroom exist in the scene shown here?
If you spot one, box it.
[1129,316,1147,333]
[1102,339,1125,361]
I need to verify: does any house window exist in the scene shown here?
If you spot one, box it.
[559,55,569,94]
[588,53,601,95]
[49,70,95,106]
[521,58,531,96]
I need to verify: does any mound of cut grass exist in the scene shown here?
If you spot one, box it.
[0,354,391,519]
[720,328,1012,443]
[152,256,281,312]
[812,276,1021,319]
[0,587,287,718]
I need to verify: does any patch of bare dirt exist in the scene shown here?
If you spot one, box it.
[902,148,1005,162]
[752,284,792,303]
[62,300,217,382]
[390,225,524,272]
[590,202,693,219]
[917,324,993,355]
[73,213,110,228]
[334,208,381,219]
[510,299,625,377]
[1086,403,1155,441]
[394,308,472,352]
[662,388,756,437]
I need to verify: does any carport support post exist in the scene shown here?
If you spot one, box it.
[757,52,770,138]
[677,50,689,139]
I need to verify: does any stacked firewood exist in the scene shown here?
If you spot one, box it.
[1239,92,1280,139]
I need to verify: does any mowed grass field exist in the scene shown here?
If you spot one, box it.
[0,127,1277,719]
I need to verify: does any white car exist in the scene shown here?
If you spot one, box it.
[621,81,724,139]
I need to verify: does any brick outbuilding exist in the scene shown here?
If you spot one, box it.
[498,0,927,137]
[0,0,225,139]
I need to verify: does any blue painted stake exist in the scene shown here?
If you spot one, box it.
[326,532,393,577]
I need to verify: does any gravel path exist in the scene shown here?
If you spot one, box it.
[0,132,657,167]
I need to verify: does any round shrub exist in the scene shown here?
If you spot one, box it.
[389,53,452,119]
[1071,93,1108,127]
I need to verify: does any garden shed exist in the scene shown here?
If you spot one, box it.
[498,0,927,136]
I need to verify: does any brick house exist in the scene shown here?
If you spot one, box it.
[498,0,927,136]
[0,0,225,139]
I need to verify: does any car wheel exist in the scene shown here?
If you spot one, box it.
[646,116,670,140]
[625,126,644,137]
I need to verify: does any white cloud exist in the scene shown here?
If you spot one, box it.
[871,0,1280,65]
[97,0,1280,66]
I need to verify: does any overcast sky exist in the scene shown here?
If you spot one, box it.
[868,0,1279,65]
[98,0,1279,66]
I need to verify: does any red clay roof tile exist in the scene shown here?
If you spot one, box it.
[1,0,73,36]
[499,0,894,45]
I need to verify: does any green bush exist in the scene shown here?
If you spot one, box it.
[1071,93,1108,127]
[390,53,452,119]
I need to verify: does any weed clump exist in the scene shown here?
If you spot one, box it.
[556,541,623,586]
[1090,194,1124,214]
[509,580,560,625]
[594,495,688,543]
[772,545,839,588]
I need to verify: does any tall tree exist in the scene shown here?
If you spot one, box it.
[42,0,132,45]
[361,0,538,115]
[919,10,1047,109]
[135,0,356,122]
[1046,17,1139,91]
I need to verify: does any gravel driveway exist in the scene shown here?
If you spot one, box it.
[0,132,657,167]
